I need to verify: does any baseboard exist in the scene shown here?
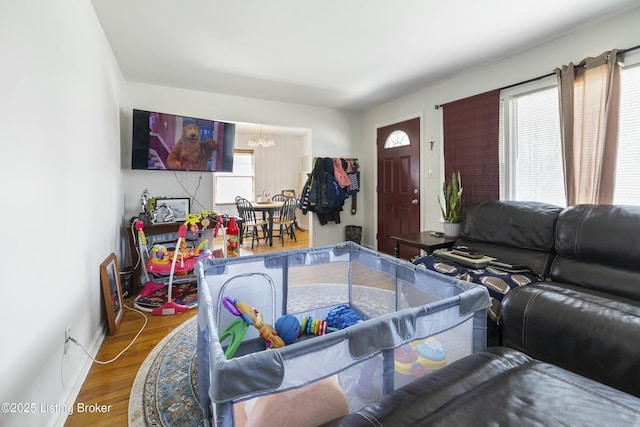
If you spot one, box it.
[51,325,107,427]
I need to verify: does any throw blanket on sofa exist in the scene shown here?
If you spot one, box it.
[414,255,542,342]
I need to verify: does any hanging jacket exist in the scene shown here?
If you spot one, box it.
[332,158,352,190]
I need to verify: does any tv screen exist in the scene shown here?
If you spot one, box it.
[131,109,235,172]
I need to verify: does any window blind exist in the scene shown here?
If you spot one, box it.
[614,63,640,204]
[443,89,500,210]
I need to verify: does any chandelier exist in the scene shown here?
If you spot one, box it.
[247,128,275,148]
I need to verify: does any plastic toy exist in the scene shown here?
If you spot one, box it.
[354,337,449,398]
[275,315,301,344]
[219,318,250,359]
[394,338,448,387]
[150,244,169,264]
[226,216,240,257]
[222,297,285,349]
[325,304,363,329]
[300,316,338,336]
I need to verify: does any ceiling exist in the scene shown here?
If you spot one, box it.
[91,0,638,112]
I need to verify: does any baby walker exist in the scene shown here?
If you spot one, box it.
[134,213,221,315]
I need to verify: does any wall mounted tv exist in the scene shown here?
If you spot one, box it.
[131,109,235,172]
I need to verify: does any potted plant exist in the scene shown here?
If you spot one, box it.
[438,171,463,237]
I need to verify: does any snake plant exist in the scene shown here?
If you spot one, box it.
[438,171,463,223]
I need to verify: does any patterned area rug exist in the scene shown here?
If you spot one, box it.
[129,284,396,427]
[129,316,200,427]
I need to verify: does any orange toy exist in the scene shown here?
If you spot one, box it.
[224,297,285,349]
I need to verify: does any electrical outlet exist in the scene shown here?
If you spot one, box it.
[64,327,71,355]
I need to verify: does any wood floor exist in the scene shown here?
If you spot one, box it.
[64,229,309,427]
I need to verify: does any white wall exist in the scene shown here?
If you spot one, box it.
[0,2,125,427]
[123,83,363,247]
[360,6,640,249]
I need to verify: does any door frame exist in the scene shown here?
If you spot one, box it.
[374,112,425,252]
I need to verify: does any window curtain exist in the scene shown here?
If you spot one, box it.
[442,89,500,211]
[555,50,622,205]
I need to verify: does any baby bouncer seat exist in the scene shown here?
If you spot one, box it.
[133,213,221,315]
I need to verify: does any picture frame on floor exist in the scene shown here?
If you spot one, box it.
[100,253,124,335]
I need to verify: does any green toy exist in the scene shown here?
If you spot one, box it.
[219,318,250,359]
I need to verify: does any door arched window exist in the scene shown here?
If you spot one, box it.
[384,130,411,148]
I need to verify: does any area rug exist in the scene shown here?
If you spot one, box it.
[129,284,396,427]
[129,316,200,427]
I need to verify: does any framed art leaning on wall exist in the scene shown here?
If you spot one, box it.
[100,253,124,335]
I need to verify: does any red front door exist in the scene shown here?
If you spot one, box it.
[377,117,421,258]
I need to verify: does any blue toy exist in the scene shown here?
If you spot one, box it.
[275,315,301,345]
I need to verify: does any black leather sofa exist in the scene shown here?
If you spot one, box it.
[324,203,640,426]
[415,201,564,344]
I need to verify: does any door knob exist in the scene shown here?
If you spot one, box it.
[411,199,418,205]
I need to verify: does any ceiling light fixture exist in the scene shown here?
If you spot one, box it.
[247,127,275,148]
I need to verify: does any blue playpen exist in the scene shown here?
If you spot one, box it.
[196,242,490,427]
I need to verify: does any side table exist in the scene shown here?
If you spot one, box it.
[390,231,457,259]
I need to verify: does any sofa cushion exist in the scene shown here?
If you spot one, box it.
[551,204,640,300]
[322,347,640,427]
[501,282,640,397]
[414,255,540,344]
[461,201,562,251]
[457,201,563,275]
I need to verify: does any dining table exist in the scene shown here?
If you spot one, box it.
[251,200,284,246]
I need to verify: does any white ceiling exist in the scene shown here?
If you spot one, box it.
[91,0,638,112]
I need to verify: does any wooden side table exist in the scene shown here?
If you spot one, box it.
[390,231,457,258]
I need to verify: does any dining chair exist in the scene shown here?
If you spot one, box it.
[269,194,288,221]
[279,191,301,230]
[235,197,268,249]
[271,194,288,202]
[272,197,298,245]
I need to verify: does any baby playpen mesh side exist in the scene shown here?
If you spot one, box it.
[196,241,490,427]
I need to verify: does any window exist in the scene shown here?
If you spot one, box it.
[614,55,640,205]
[500,77,566,206]
[214,150,254,204]
[500,50,640,207]
[383,130,410,148]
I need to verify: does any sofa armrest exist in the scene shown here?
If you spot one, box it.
[501,282,640,397]
[322,347,534,427]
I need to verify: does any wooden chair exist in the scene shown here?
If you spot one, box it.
[271,194,288,202]
[270,194,288,222]
[279,190,301,230]
[272,197,298,245]
[235,197,268,249]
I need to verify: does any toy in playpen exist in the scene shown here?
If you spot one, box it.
[134,212,222,315]
[220,301,365,358]
[222,296,285,351]
[354,337,449,402]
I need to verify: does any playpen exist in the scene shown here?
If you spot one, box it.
[196,242,490,427]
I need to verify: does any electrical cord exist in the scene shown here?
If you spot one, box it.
[173,171,206,211]
[66,303,148,365]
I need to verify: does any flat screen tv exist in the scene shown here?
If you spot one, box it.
[131,109,235,172]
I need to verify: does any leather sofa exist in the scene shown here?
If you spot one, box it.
[324,203,640,426]
[415,201,564,344]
